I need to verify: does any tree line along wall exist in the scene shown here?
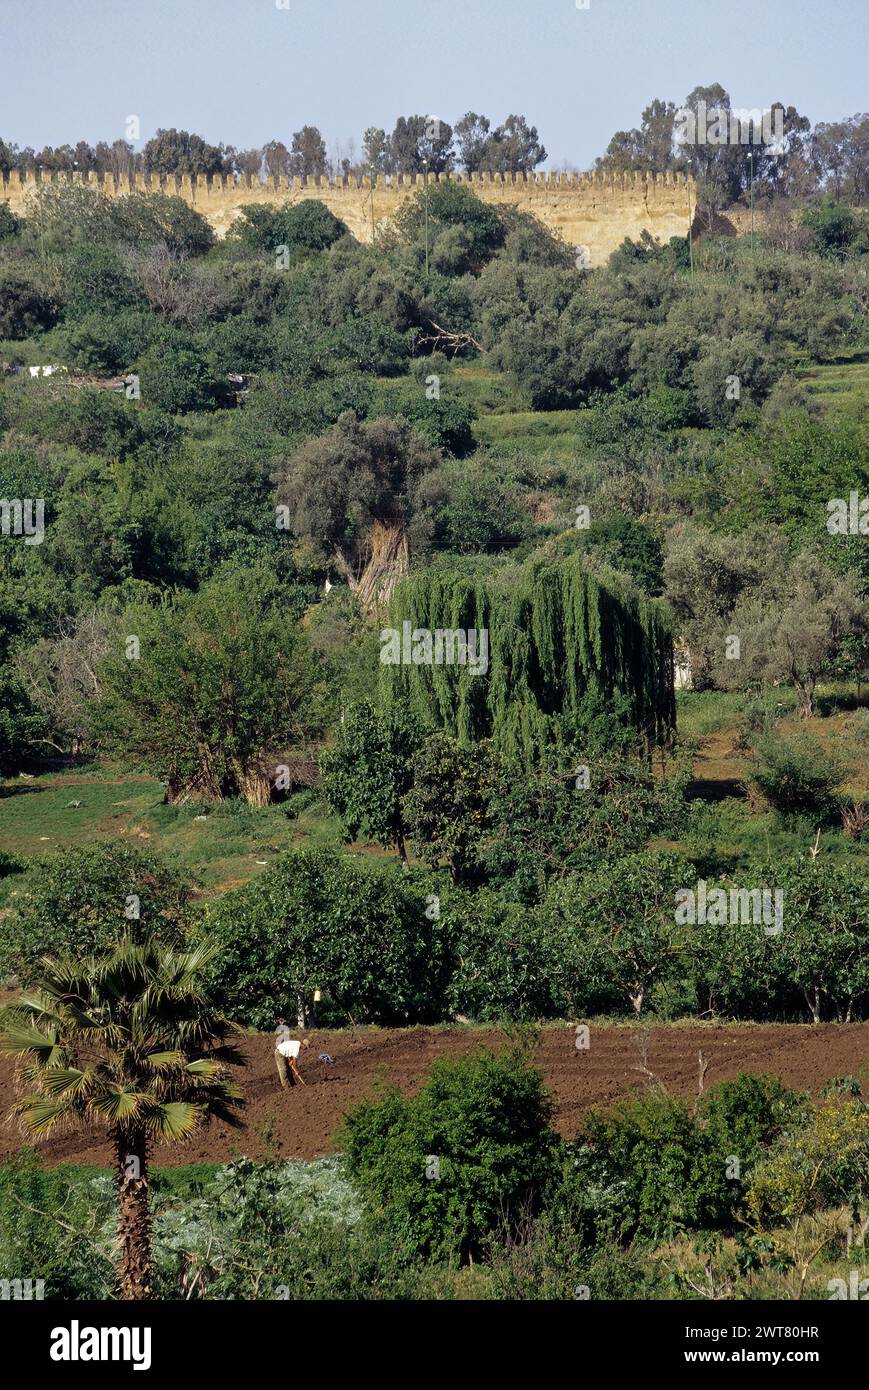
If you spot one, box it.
[0,167,699,265]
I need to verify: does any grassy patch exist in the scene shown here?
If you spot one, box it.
[797,348,869,419]
[0,769,347,899]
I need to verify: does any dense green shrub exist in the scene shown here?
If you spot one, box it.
[802,199,868,260]
[61,243,145,319]
[571,1093,712,1242]
[0,203,22,240]
[340,1046,560,1260]
[414,460,532,552]
[568,1074,809,1244]
[373,378,476,456]
[0,840,193,983]
[748,729,846,818]
[21,184,214,257]
[394,182,506,268]
[135,342,220,412]
[0,1152,113,1299]
[0,668,46,772]
[578,514,665,595]
[58,309,157,374]
[229,199,347,255]
[0,266,59,337]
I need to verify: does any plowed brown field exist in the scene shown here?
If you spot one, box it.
[2,1022,867,1168]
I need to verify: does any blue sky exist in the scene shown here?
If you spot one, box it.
[2,0,866,168]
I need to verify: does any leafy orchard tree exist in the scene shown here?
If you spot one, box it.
[94,568,324,805]
[203,849,447,1029]
[61,242,145,320]
[692,881,789,1021]
[0,841,194,984]
[694,1073,809,1226]
[691,331,777,426]
[403,732,494,883]
[771,857,869,1023]
[320,700,423,864]
[482,744,689,905]
[406,691,674,908]
[439,886,558,1021]
[339,1046,560,1261]
[694,857,869,1023]
[0,937,244,1299]
[540,850,689,1016]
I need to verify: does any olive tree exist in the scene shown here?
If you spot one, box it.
[716,551,868,716]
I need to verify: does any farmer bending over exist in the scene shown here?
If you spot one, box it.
[274,1023,310,1088]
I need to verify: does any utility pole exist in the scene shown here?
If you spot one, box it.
[686,177,694,283]
[369,163,376,246]
[748,151,755,261]
[423,157,429,276]
[38,165,45,267]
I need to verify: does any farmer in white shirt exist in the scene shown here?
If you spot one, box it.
[274,1022,310,1088]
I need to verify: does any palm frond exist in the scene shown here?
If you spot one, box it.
[13,1096,77,1136]
[94,1088,146,1123]
[183,1058,223,1078]
[144,1050,184,1070]
[0,1020,63,1063]
[39,1067,94,1099]
[144,1100,200,1141]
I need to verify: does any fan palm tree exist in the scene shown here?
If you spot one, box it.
[0,935,245,1300]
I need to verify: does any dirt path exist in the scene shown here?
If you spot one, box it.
[1,1023,866,1168]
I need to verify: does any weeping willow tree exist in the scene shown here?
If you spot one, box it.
[380,556,675,760]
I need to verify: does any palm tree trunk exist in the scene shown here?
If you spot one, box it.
[116,1131,152,1300]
